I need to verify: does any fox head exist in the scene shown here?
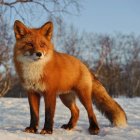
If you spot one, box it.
[14,20,54,62]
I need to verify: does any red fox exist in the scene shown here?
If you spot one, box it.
[13,20,127,135]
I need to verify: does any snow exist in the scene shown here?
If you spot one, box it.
[0,97,140,140]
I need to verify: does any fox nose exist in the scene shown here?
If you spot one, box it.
[36,52,42,57]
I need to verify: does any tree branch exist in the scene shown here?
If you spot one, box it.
[0,0,33,6]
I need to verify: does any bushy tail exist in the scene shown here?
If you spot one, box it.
[91,74,127,127]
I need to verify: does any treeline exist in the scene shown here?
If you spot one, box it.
[1,24,140,98]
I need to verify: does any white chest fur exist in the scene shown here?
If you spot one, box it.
[15,50,53,91]
[17,56,48,91]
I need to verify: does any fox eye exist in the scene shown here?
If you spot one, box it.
[40,44,45,48]
[27,42,33,47]
[40,42,46,48]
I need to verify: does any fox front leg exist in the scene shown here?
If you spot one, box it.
[25,91,41,133]
[40,92,56,134]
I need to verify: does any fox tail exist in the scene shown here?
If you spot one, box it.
[91,74,127,127]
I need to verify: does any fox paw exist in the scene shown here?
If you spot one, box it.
[40,129,53,134]
[88,127,99,135]
[61,124,73,130]
[24,127,37,133]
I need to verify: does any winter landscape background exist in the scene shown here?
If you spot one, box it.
[0,0,140,140]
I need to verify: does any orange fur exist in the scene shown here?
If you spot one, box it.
[13,20,127,135]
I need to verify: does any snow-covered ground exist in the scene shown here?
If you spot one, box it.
[0,97,140,140]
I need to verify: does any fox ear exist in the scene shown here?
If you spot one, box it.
[14,20,29,40]
[40,21,53,40]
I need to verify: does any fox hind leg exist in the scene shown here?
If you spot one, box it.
[59,93,79,130]
[76,88,99,135]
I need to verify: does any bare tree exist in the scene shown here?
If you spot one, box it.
[95,36,111,76]
[0,16,12,97]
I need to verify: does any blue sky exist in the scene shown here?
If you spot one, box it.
[5,0,140,35]
[64,0,140,34]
